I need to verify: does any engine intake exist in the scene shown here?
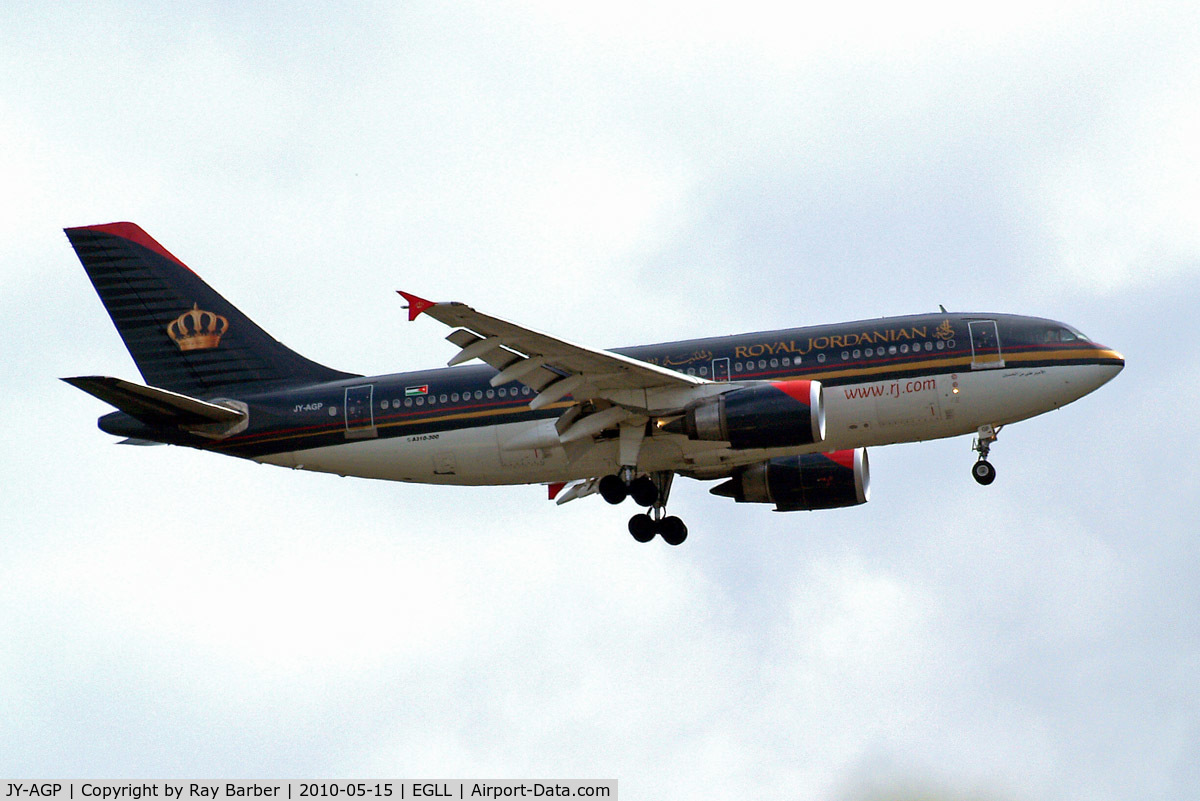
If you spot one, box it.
[664,380,825,450]
[711,449,870,511]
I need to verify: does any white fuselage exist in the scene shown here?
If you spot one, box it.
[256,361,1121,486]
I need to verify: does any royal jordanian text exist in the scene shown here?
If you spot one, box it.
[3,784,615,800]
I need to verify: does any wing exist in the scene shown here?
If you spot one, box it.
[398,291,711,415]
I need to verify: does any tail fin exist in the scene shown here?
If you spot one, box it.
[65,222,358,396]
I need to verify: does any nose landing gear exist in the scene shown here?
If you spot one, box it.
[601,470,688,545]
[971,424,1002,485]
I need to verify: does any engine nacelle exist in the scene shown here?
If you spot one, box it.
[711,448,870,511]
[665,380,825,450]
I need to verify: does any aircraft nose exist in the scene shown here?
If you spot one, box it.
[1090,344,1125,385]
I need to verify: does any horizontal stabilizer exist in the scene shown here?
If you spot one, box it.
[62,376,246,426]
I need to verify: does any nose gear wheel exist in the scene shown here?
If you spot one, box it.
[972,459,997,485]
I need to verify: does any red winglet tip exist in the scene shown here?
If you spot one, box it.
[397,290,436,322]
[548,482,567,500]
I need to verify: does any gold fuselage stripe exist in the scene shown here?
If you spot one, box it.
[219,346,1121,451]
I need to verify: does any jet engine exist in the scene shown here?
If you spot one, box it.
[710,448,869,511]
[664,380,825,449]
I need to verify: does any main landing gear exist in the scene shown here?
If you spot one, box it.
[971,424,1002,485]
[599,470,688,545]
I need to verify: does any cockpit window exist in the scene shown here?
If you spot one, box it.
[1061,326,1087,342]
[1043,326,1085,343]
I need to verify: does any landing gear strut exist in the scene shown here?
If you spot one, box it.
[971,424,1001,485]
[602,470,688,545]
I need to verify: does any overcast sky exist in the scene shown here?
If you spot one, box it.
[2,2,1198,798]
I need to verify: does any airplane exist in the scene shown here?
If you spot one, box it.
[63,222,1125,545]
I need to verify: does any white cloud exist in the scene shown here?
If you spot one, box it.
[1037,65,1200,293]
[3,1,1199,797]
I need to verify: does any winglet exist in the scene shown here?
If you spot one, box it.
[397,291,437,321]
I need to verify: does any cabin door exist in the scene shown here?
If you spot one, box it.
[344,384,377,438]
[969,320,1005,369]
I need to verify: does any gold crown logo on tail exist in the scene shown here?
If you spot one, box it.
[167,304,229,351]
